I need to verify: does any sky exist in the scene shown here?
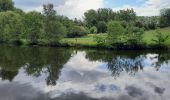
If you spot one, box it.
[13,0,170,19]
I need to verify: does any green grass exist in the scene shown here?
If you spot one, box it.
[143,27,170,45]
[61,34,107,47]
[61,27,170,47]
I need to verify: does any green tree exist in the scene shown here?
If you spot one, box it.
[107,21,125,44]
[0,11,23,42]
[90,26,97,34]
[97,8,113,22]
[67,26,87,38]
[23,11,44,44]
[43,4,66,43]
[0,0,14,12]
[125,25,144,45]
[56,16,77,35]
[97,21,107,33]
[84,9,98,27]
[136,16,159,30]
[152,29,169,46]
[160,8,170,27]
[118,8,136,22]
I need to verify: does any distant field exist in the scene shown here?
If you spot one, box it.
[61,27,170,46]
[143,27,170,45]
[61,34,107,46]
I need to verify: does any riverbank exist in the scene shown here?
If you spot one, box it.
[1,27,170,50]
[59,27,170,50]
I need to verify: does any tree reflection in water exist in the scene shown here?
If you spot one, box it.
[0,45,73,86]
[85,50,170,78]
[0,45,170,86]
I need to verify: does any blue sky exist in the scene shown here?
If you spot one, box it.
[103,0,146,8]
[13,0,170,19]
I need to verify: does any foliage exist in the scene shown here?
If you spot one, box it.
[43,4,66,43]
[0,11,23,42]
[160,8,170,27]
[22,11,44,44]
[0,2,169,49]
[67,26,87,38]
[0,0,14,12]
[136,16,159,30]
[125,25,144,44]
[89,26,97,34]
[57,16,76,33]
[84,8,137,33]
[152,29,169,46]
[43,4,56,20]
[84,9,98,27]
[107,21,125,44]
[97,21,107,33]
[117,8,136,22]
[62,27,170,49]
[94,35,106,47]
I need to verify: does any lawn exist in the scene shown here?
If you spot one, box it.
[61,34,107,46]
[61,27,170,47]
[143,27,170,45]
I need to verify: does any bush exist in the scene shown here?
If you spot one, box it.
[97,21,107,33]
[94,36,106,47]
[67,26,87,38]
[152,29,169,47]
[160,8,170,27]
[22,11,44,44]
[89,26,97,34]
[0,11,23,42]
[107,21,125,44]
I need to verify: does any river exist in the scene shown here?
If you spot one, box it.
[0,45,170,100]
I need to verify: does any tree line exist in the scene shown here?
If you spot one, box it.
[0,0,88,45]
[0,0,170,48]
[84,8,170,49]
[84,8,170,33]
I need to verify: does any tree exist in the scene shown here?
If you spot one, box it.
[97,21,107,33]
[152,29,169,46]
[43,4,56,20]
[107,21,125,44]
[117,8,136,22]
[136,16,159,30]
[67,26,87,38]
[84,9,98,27]
[23,11,44,44]
[97,8,113,22]
[89,26,97,34]
[46,21,66,42]
[0,0,14,12]
[125,25,144,45]
[160,8,170,27]
[0,11,23,42]
[43,4,66,43]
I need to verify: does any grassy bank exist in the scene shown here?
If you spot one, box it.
[143,27,170,45]
[60,27,170,49]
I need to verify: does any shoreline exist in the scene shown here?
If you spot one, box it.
[1,42,169,51]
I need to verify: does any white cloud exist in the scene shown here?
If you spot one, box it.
[112,0,170,16]
[13,0,170,18]
[55,0,104,19]
[14,0,104,19]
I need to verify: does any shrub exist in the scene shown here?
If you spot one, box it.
[89,26,97,34]
[67,26,87,38]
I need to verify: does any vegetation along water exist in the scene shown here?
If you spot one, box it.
[0,0,170,100]
[0,45,170,100]
[0,0,170,50]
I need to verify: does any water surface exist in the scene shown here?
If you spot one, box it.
[0,45,170,100]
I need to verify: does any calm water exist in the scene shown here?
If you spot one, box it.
[0,45,170,100]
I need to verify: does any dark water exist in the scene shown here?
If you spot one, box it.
[0,45,170,100]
